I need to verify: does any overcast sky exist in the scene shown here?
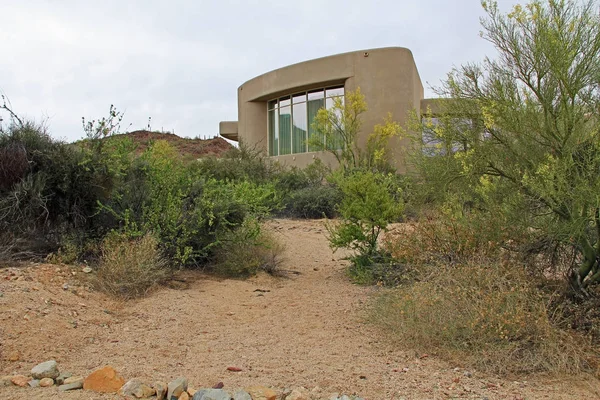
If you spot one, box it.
[1,0,520,142]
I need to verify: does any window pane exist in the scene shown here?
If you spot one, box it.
[279,105,292,155]
[293,93,306,104]
[326,87,344,98]
[280,97,291,107]
[308,90,324,100]
[268,100,277,110]
[268,109,278,156]
[307,98,325,152]
[292,102,307,153]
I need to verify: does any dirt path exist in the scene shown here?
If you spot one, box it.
[1,219,599,399]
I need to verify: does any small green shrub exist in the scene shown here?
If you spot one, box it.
[212,219,285,277]
[93,233,171,299]
[284,185,342,219]
[327,170,403,282]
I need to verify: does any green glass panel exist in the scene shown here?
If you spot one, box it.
[292,102,307,153]
[279,105,292,155]
[268,108,277,156]
[307,98,325,152]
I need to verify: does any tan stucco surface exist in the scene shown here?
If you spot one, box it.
[220,47,425,170]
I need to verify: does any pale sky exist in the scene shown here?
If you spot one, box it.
[0,0,520,142]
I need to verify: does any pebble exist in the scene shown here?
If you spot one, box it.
[286,388,309,400]
[31,359,60,379]
[233,390,252,400]
[11,375,30,387]
[82,267,93,273]
[7,350,20,361]
[64,376,84,385]
[39,377,54,387]
[28,379,40,388]
[59,381,84,391]
[119,378,156,398]
[246,386,277,400]
[56,372,73,385]
[192,388,231,400]
[167,377,188,400]
[154,381,168,400]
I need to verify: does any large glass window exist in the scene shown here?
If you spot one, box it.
[268,85,344,156]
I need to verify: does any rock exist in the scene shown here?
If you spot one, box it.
[39,377,54,387]
[179,392,190,400]
[11,375,29,387]
[7,350,20,361]
[59,381,84,391]
[31,359,60,379]
[119,379,156,398]
[286,388,309,400]
[188,387,197,397]
[28,379,40,387]
[154,381,168,400]
[64,376,84,385]
[83,366,125,393]
[339,396,352,400]
[1,376,13,386]
[82,267,93,273]
[56,372,73,385]
[464,371,473,378]
[233,390,252,400]
[63,283,69,290]
[192,388,231,400]
[167,377,188,400]
[246,386,277,400]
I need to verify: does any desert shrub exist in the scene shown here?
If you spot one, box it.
[194,142,279,184]
[327,170,404,283]
[284,185,342,219]
[212,219,285,277]
[93,233,171,299]
[371,260,593,375]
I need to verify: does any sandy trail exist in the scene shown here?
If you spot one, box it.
[1,219,599,399]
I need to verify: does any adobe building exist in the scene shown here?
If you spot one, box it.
[219,47,432,171]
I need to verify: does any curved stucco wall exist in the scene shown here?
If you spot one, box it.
[236,47,424,171]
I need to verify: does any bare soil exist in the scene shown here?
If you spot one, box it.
[1,219,599,399]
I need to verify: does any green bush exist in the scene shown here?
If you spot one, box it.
[92,233,171,299]
[327,170,404,283]
[284,185,342,219]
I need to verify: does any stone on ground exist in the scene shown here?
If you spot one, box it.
[59,381,84,391]
[192,388,231,400]
[31,360,59,379]
[245,386,278,400]
[233,390,252,400]
[119,378,156,398]
[39,377,54,387]
[10,375,29,387]
[56,372,72,385]
[167,377,188,400]
[154,381,168,400]
[83,365,125,393]
[286,388,309,400]
[28,379,40,387]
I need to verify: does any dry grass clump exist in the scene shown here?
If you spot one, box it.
[93,233,171,299]
[212,222,285,277]
[371,259,594,375]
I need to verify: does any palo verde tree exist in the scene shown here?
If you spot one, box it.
[307,88,402,172]
[415,0,600,294]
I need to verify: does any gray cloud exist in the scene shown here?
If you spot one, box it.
[1,0,519,142]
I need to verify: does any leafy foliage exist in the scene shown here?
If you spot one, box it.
[410,0,600,293]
